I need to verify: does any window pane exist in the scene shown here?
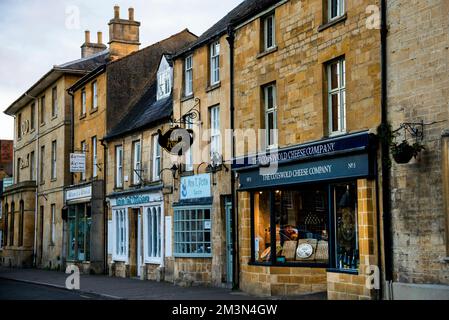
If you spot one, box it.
[334,183,358,270]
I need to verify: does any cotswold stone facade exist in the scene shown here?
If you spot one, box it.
[387,0,449,298]
[232,0,382,299]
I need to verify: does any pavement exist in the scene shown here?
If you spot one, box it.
[0,267,327,300]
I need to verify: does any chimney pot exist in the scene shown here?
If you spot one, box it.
[128,7,134,21]
[114,5,120,19]
[85,30,91,43]
[97,31,103,44]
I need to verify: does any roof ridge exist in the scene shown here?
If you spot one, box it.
[108,28,198,65]
[57,49,109,68]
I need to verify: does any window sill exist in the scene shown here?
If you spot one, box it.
[51,115,58,121]
[249,261,329,268]
[50,178,57,182]
[206,82,221,93]
[79,114,87,120]
[40,122,46,127]
[181,94,194,103]
[257,46,278,59]
[40,181,45,186]
[318,13,347,32]
[114,187,124,192]
[327,268,359,275]
[90,108,98,115]
[181,170,195,177]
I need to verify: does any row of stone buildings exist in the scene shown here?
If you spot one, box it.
[1,0,448,299]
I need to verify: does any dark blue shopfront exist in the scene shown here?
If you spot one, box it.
[233,131,377,272]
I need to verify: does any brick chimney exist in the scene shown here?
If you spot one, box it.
[81,30,107,58]
[108,6,141,60]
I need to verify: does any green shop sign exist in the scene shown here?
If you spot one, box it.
[116,195,151,206]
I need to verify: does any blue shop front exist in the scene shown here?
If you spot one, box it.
[233,131,379,297]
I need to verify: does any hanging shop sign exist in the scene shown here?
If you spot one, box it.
[180,174,211,200]
[157,127,194,155]
[238,153,371,190]
[232,131,373,170]
[70,153,86,173]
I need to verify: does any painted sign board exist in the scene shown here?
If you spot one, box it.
[239,153,370,190]
[70,153,86,173]
[232,132,372,170]
[180,174,212,200]
[66,185,92,202]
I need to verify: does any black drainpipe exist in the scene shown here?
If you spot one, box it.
[380,0,393,289]
[226,25,239,290]
[68,90,75,185]
[100,138,108,275]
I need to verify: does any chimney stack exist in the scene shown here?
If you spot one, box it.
[108,6,141,60]
[81,29,107,58]
[97,31,103,44]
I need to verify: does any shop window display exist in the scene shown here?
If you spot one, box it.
[253,187,329,265]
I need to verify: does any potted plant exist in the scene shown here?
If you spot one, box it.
[391,140,425,164]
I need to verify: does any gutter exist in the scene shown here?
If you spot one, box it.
[226,25,239,290]
[380,0,393,291]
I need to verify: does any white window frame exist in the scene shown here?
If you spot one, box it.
[185,121,194,171]
[51,140,57,180]
[51,204,56,244]
[116,145,123,188]
[264,84,278,150]
[263,14,276,51]
[329,0,345,21]
[210,41,220,85]
[174,206,212,258]
[133,140,142,185]
[143,205,163,264]
[92,81,98,109]
[152,135,161,182]
[81,141,86,181]
[92,136,98,178]
[210,106,221,161]
[327,58,346,135]
[112,208,129,262]
[157,56,172,100]
[81,89,86,116]
[184,55,193,96]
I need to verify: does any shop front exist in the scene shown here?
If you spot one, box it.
[108,186,165,281]
[64,181,104,274]
[233,131,380,299]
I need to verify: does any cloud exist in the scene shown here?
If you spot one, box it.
[0,0,243,139]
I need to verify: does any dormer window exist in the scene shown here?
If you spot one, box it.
[157,55,172,100]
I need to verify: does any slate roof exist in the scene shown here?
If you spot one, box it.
[175,0,283,57]
[104,83,172,140]
[105,29,197,132]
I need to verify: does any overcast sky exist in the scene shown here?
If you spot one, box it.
[0,0,242,140]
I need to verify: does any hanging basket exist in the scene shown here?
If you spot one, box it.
[391,140,425,164]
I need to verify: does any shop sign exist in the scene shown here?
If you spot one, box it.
[233,132,372,170]
[2,177,13,191]
[180,174,211,200]
[116,194,151,206]
[66,185,92,202]
[239,153,370,190]
[157,127,194,155]
[70,153,86,173]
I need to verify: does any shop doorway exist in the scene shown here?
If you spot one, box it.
[225,199,233,286]
[129,208,141,278]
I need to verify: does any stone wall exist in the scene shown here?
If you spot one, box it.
[387,0,449,286]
